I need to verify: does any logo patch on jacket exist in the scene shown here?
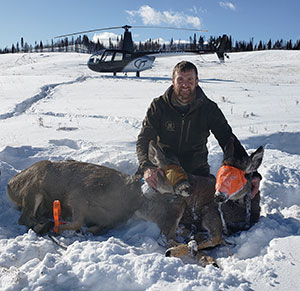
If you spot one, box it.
[165,121,176,131]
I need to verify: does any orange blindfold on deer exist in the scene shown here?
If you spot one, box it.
[215,165,247,201]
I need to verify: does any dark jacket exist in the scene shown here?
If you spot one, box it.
[136,85,248,176]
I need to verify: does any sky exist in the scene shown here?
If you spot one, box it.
[0,0,299,49]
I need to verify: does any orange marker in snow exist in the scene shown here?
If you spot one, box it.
[53,200,62,233]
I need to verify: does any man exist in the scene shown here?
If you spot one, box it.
[136,61,260,198]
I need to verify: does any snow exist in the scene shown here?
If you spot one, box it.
[0,50,300,290]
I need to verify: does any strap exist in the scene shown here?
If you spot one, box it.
[218,203,228,236]
[245,190,252,229]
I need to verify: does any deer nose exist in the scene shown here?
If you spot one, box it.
[214,191,228,203]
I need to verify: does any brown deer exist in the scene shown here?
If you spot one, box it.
[6,141,187,238]
[165,138,264,264]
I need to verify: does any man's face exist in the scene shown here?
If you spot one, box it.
[172,69,198,104]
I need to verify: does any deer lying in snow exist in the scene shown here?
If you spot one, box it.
[7,139,263,266]
[6,141,186,237]
[165,138,264,263]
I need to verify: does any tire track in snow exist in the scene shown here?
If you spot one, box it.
[0,75,88,120]
[41,111,142,130]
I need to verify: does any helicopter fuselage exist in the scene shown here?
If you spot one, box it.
[87,49,155,73]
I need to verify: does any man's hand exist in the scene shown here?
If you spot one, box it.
[144,167,164,189]
[250,176,261,199]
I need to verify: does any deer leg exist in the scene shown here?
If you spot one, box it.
[57,220,83,233]
[19,190,47,228]
[56,200,84,233]
[17,189,56,234]
[85,225,102,234]
[137,195,186,241]
[195,202,223,250]
[165,240,219,267]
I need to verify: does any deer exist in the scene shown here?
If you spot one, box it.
[6,141,188,238]
[164,138,264,264]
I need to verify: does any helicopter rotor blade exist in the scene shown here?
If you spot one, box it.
[132,25,208,32]
[54,26,128,38]
[55,24,207,39]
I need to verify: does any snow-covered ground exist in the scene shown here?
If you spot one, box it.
[0,50,299,290]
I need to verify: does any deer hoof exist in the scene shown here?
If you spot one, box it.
[197,252,219,268]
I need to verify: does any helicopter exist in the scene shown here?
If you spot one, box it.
[55,25,228,77]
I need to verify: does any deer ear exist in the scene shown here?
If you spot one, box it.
[223,137,235,162]
[148,140,165,167]
[245,146,264,173]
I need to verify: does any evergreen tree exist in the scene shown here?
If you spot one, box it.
[229,36,233,51]
[267,39,272,50]
[24,42,29,53]
[286,40,293,50]
[198,36,204,48]
[193,33,197,50]
[21,37,24,50]
[64,38,68,52]
[294,40,300,50]
[170,38,174,50]
[109,37,113,49]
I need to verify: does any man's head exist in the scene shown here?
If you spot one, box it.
[172,61,198,79]
[172,61,199,104]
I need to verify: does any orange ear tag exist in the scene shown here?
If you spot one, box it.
[215,165,247,199]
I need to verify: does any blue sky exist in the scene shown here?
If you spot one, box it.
[0,0,299,49]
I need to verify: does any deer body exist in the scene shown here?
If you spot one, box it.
[7,141,189,238]
[7,160,147,234]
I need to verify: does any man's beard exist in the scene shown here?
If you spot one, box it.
[173,87,196,104]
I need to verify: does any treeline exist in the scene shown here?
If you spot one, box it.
[1,34,300,54]
[0,35,104,54]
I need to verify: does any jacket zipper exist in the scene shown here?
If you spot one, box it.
[178,118,185,154]
[185,120,192,143]
[169,101,194,154]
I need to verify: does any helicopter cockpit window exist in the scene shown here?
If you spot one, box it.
[101,51,114,62]
[114,52,123,61]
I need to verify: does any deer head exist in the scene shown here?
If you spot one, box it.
[215,138,264,202]
[148,140,191,197]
